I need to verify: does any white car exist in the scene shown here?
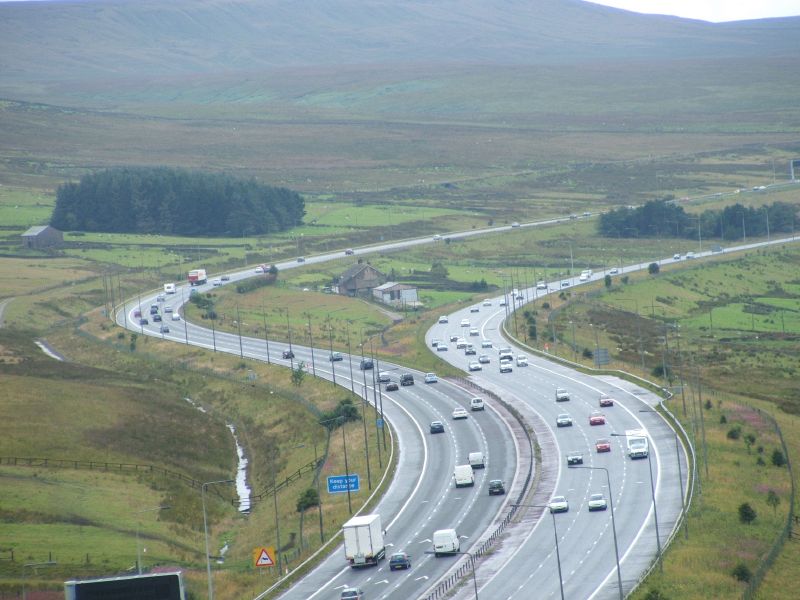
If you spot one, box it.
[478,354,490,364]
[470,306,480,313]
[433,234,442,241]
[536,281,547,290]
[171,313,181,321]
[212,278,221,286]
[556,413,573,427]
[470,397,485,411]
[516,354,528,367]
[425,373,438,384]
[549,496,569,513]
[588,493,608,511]
[481,339,492,348]
[254,266,264,274]
[456,338,468,349]
[439,315,449,324]
[460,318,470,327]
[436,343,449,352]
[452,407,469,420]
[511,222,521,228]
[482,300,492,306]
[469,328,479,337]
[468,361,482,371]
[499,360,513,373]
[561,280,570,288]
[609,267,619,274]
[378,372,391,383]
[673,253,681,260]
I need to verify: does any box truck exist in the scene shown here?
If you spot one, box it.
[343,514,385,567]
[626,429,650,459]
[454,464,475,487]
[187,269,207,286]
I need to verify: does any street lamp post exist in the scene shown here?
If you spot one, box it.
[568,465,623,600]
[135,505,171,574]
[23,561,56,600]
[611,432,663,571]
[424,550,478,599]
[202,479,235,600]
[320,416,352,514]
[641,409,689,540]
[512,504,565,600]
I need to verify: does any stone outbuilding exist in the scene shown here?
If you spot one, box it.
[335,262,384,296]
[21,225,63,249]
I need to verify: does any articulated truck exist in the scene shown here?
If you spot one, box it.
[343,514,385,567]
[187,269,207,286]
[626,429,650,459]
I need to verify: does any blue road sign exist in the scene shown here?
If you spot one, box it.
[376,418,384,429]
[327,474,360,494]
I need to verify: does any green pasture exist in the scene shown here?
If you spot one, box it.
[0,186,54,228]
[633,392,791,600]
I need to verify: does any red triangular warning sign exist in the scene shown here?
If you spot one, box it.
[254,547,275,567]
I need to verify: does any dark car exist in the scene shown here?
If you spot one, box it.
[282,350,295,359]
[488,480,506,495]
[152,314,162,322]
[386,382,399,391]
[160,325,170,333]
[400,373,414,386]
[360,358,374,370]
[139,318,149,326]
[389,552,411,571]
[429,421,445,434]
[149,306,159,315]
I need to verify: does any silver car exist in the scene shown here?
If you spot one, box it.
[588,493,608,511]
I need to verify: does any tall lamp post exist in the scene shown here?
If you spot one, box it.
[424,550,478,599]
[511,504,565,600]
[135,505,171,574]
[202,479,235,600]
[611,431,663,571]
[23,561,56,600]
[640,409,688,540]
[568,465,623,599]
[320,416,352,514]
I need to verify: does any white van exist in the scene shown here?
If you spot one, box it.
[432,529,460,557]
[470,397,485,411]
[469,451,485,469]
[453,465,475,487]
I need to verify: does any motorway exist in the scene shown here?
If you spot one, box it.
[115,223,796,599]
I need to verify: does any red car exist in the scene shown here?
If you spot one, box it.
[589,412,606,426]
[599,395,614,407]
[595,438,611,453]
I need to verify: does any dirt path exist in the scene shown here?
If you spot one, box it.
[0,297,13,328]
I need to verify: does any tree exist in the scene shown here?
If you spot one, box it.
[738,502,757,524]
[290,361,306,386]
[648,262,660,275]
[604,274,612,288]
[744,433,756,453]
[732,563,752,582]
[766,490,780,516]
[296,488,320,550]
[771,449,786,467]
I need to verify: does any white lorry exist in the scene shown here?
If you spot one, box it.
[579,269,592,281]
[187,269,207,286]
[163,282,176,294]
[343,514,385,567]
[625,429,650,459]
[453,464,475,487]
